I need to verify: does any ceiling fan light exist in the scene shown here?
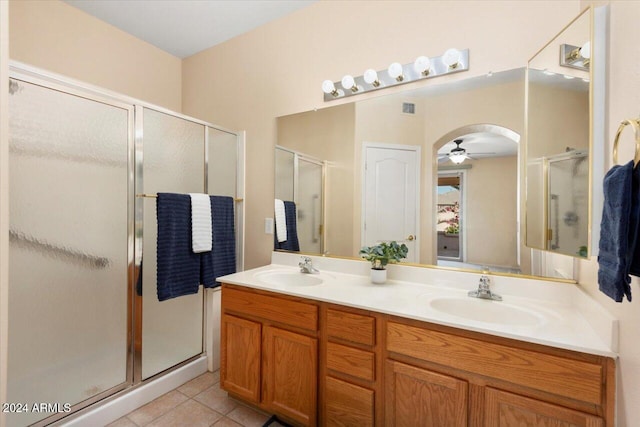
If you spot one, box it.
[449,153,466,164]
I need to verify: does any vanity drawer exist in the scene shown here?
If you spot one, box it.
[326,341,375,382]
[326,308,375,346]
[386,321,603,405]
[325,376,374,427]
[222,286,318,332]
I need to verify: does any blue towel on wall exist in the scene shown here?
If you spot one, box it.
[627,166,640,278]
[156,193,201,301]
[274,201,300,252]
[201,196,236,288]
[597,161,636,302]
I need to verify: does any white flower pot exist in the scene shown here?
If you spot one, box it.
[370,268,387,284]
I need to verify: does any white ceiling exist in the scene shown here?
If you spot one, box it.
[437,132,518,161]
[64,0,317,58]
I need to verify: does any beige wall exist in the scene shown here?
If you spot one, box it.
[182,0,580,269]
[528,82,589,159]
[9,0,182,111]
[465,156,518,267]
[578,1,640,426]
[1,1,9,425]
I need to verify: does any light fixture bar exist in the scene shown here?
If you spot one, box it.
[323,48,470,102]
[559,43,590,71]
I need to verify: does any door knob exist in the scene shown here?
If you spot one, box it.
[407,235,415,241]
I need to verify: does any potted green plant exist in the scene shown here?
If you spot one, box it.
[359,241,409,284]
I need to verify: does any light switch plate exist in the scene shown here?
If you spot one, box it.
[265,217,274,234]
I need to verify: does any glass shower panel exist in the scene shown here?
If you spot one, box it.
[297,159,323,254]
[207,127,237,197]
[8,79,130,426]
[547,153,589,257]
[275,147,295,201]
[141,108,205,379]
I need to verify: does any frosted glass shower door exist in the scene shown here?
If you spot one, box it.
[297,158,323,254]
[8,79,131,426]
[140,108,205,380]
[275,147,295,201]
[208,127,238,198]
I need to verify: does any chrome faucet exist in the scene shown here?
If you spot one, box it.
[299,256,319,274]
[468,275,502,301]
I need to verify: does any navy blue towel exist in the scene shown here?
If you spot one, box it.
[598,161,636,302]
[156,193,201,301]
[274,201,300,252]
[201,196,236,288]
[627,165,640,278]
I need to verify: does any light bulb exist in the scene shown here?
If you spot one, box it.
[414,56,431,76]
[363,69,380,87]
[341,75,357,92]
[442,48,461,69]
[322,80,336,95]
[580,41,591,60]
[449,153,466,164]
[388,62,404,82]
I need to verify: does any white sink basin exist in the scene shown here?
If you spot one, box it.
[254,269,324,287]
[428,296,545,327]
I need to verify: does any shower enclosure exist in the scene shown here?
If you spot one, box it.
[274,146,325,254]
[7,65,243,426]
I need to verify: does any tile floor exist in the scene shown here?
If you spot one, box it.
[107,371,273,427]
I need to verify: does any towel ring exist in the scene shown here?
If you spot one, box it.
[612,118,640,166]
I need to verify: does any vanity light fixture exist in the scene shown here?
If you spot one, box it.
[341,75,359,93]
[388,62,404,82]
[321,48,470,101]
[414,56,432,76]
[442,48,462,69]
[363,69,380,87]
[322,80,342,98]
[560,41,591,71]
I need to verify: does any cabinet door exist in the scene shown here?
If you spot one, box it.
[221,314,261,403]
[385,360,467,427]
[263,325,317,426]
[485,388,603,427]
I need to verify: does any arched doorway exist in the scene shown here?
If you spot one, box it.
[432,124,521,272]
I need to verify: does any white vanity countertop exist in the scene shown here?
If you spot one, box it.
[218,252,618,358]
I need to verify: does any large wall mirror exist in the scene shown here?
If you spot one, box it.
[526,6,606,259]
[275,6,605,281]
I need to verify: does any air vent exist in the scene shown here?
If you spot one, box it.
[402,102,415,114]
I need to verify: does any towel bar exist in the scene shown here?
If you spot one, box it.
[136,193,243,202]
[612,118,640,166]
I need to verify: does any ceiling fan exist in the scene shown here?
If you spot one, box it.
[438,139,494,164]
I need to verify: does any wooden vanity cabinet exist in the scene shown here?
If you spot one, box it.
[221,284,319,426]
[384,317,615,427]
[221,284,615,427]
